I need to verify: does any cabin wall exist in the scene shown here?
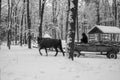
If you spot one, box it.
[89,34,120,42]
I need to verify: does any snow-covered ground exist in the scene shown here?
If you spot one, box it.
[0,45,120,80]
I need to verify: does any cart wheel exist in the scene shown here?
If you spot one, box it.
[107,52,117,59]
[73,50,81,57]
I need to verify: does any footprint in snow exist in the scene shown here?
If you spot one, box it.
[60,67,67,70]
[40,71,45,74]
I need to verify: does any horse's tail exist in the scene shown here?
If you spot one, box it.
[59,39,62,48]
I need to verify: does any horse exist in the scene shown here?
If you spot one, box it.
[37,37,65,56]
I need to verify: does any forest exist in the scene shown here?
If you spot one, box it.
[0,0,120,60]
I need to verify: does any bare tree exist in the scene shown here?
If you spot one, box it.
[76,0,79,42]
[52,0,57,39]
[20,0,25,46]
[24,14,27,44]
[112,0,117,26]
[14,2,18,45]
[27,0,31,49]
[65,0,70,42]
[7,0,11,49]
[0,0,2,42]
[60,9,64,40]
[39,0,46,38]
[0,0,1,24]
[95,0,100,25]
[67,0,78,60]
[39,0,41,38]
[13,0,21,45]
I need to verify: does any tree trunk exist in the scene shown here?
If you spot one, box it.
[39,0,42,38]
[67,0,78,61]
[60,9,63,39]
[20,11,24,46]
[39,0,46,38]
[76,1,79,42]
[11,0,15,45]
[65,0,70,42]
[113,0,117,26]
[20,0,25,46]
[15,7,18,45]
[52,0,57,39]
[24,15,27,44]
[23,0,27,44]
[95,0,100,42]
[27,0,31,49]
[96,0,100,25]
[76,14,79,42]
[0,0,1,24]
[7,0,11,49]
[112,0,118,41]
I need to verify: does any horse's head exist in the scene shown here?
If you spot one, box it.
[37,37,43,43]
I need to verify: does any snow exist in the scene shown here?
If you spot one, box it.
[43,33,52,38]
[88,25,120,34]
[0,45,120,80]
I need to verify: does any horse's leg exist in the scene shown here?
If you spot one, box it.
[54,47,58,56]
[39,47,43,56]
[45,48,48,56]
[59,46,65,56]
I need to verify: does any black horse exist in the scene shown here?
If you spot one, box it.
[37,37,65,56]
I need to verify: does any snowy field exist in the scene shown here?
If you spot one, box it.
[0,44,120,80]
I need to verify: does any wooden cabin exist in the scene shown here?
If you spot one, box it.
[88,25,120,42]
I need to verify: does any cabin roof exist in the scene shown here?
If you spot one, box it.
[43,33,52,38]
[88,25,120,34]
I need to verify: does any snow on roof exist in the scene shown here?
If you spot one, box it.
[88,25,120,34]
[43,33,52,38]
